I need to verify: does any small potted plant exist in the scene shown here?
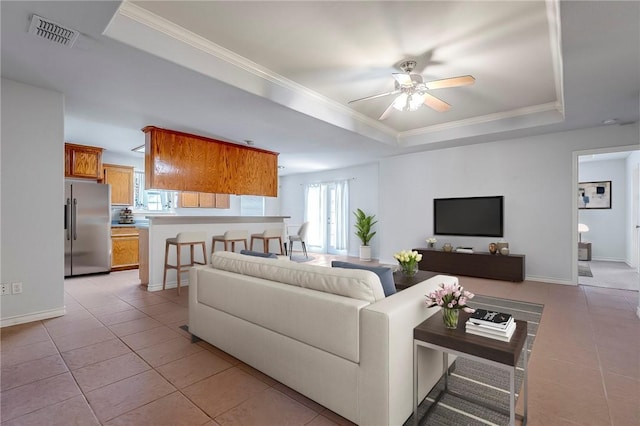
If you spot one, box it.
[426,237,437,249]
[354,208,377,261]
[393,249,422,277]
[425,282,475,329]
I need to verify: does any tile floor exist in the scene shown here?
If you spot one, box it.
[1,255,639,425]
[578,260,640,291]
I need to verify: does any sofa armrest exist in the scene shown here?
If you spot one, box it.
[358,275,458,426]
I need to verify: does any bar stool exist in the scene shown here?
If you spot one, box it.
[250,228,284,254]
[211,230,249,252]
[289,221,310,259]
[163,231,207,296]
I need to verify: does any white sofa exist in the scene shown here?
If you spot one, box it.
[188,251,458,425]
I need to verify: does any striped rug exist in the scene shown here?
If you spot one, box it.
[405,295,543,426]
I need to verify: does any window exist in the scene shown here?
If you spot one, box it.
[145,192,164,211]
[241,195,265,216]
[133,170,175,211]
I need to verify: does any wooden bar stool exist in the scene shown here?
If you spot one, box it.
[250,228,284,254]
[163,231,207,296]
[211,230,248,252]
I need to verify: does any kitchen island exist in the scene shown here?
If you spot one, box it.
[138,215,290,291]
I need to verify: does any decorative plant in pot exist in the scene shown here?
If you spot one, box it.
[354,208,377,261]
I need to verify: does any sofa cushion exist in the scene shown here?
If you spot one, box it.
[240,249,278,259]
[331,261,396,297]
[211,251,385,302]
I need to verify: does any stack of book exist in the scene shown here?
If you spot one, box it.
[465,309,515,342]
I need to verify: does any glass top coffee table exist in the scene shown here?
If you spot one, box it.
[413,311,528,426]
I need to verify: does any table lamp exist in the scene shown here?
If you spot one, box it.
[578,223,589,242]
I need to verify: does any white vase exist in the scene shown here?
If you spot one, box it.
[359,245,372,261]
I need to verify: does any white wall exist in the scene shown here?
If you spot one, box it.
[632,152,640,318]
[579,159,627,261]
[279,163,379,258]
[280,123,639,284]
[379,124,638,283]
[102,151,144,170]
[1,79,65,326]
[625,151,640,268]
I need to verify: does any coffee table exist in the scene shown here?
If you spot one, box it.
[393,270,441,290]
[413,311,528,426]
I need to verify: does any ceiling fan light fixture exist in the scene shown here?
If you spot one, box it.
[392,92,424,112]
[392,93,408,111]
[348,59,474,119]
[408,93,425,111]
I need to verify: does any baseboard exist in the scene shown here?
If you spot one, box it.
[525,275,575,285]
[147,280,190,292]
[591,257,627,262]
[0,307,66,328]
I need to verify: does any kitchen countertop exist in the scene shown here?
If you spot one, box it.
[145,215,290,225]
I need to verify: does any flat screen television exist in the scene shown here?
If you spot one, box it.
[434,196,504,237]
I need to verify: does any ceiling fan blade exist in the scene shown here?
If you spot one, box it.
[348,89,401,104]
[379,102,395,120]
[425,75,475,90]
[392,73,413,86]
[423,93,451,112]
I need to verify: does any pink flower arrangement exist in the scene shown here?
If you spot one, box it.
[426,282,475,313]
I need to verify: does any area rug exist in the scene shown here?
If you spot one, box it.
[405,295,544,426]
[578,262,593,277]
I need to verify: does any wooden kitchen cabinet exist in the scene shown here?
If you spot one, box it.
[198,193,216,208]
[179,192,200,208]
[143,126,278,196]
[215,193,230,208]
[103,164,134,206]
[65,143,103,180]
[111,227,139,271]
[178,192,229,208]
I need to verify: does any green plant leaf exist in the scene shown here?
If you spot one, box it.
[353,208,377,246]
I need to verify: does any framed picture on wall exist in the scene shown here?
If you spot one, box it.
[578,181,612,209]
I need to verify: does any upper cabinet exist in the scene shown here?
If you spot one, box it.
[215,193,230,209]
[103,164,134,206]
[65,143,103,180]
[178,192,230,209]
[142,126,278,197]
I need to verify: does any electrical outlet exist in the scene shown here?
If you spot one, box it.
[11,282,22,295]
[1,283,9,296]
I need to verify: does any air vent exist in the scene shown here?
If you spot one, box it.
[28,15,79,47]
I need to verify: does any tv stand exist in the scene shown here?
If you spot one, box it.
[415,249,525,282]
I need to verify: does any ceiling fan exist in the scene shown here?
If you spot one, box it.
[348,60,475,120]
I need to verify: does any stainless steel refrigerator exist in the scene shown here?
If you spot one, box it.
[64,180,111,277]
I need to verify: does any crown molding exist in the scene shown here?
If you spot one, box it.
[400,102,563,139]
[113,2,397,141]
[110,2,565,149]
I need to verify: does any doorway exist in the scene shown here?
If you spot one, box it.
[304,180,349,254]
[577,148,640,290]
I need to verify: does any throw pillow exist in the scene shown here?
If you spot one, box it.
[331,261,396,297]
[240,250,278,259]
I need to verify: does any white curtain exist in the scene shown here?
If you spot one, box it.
[334,179,350,251]
[304,180,350,252]
[304,183,323,248]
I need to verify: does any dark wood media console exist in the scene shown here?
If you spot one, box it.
[415,249,525,282]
